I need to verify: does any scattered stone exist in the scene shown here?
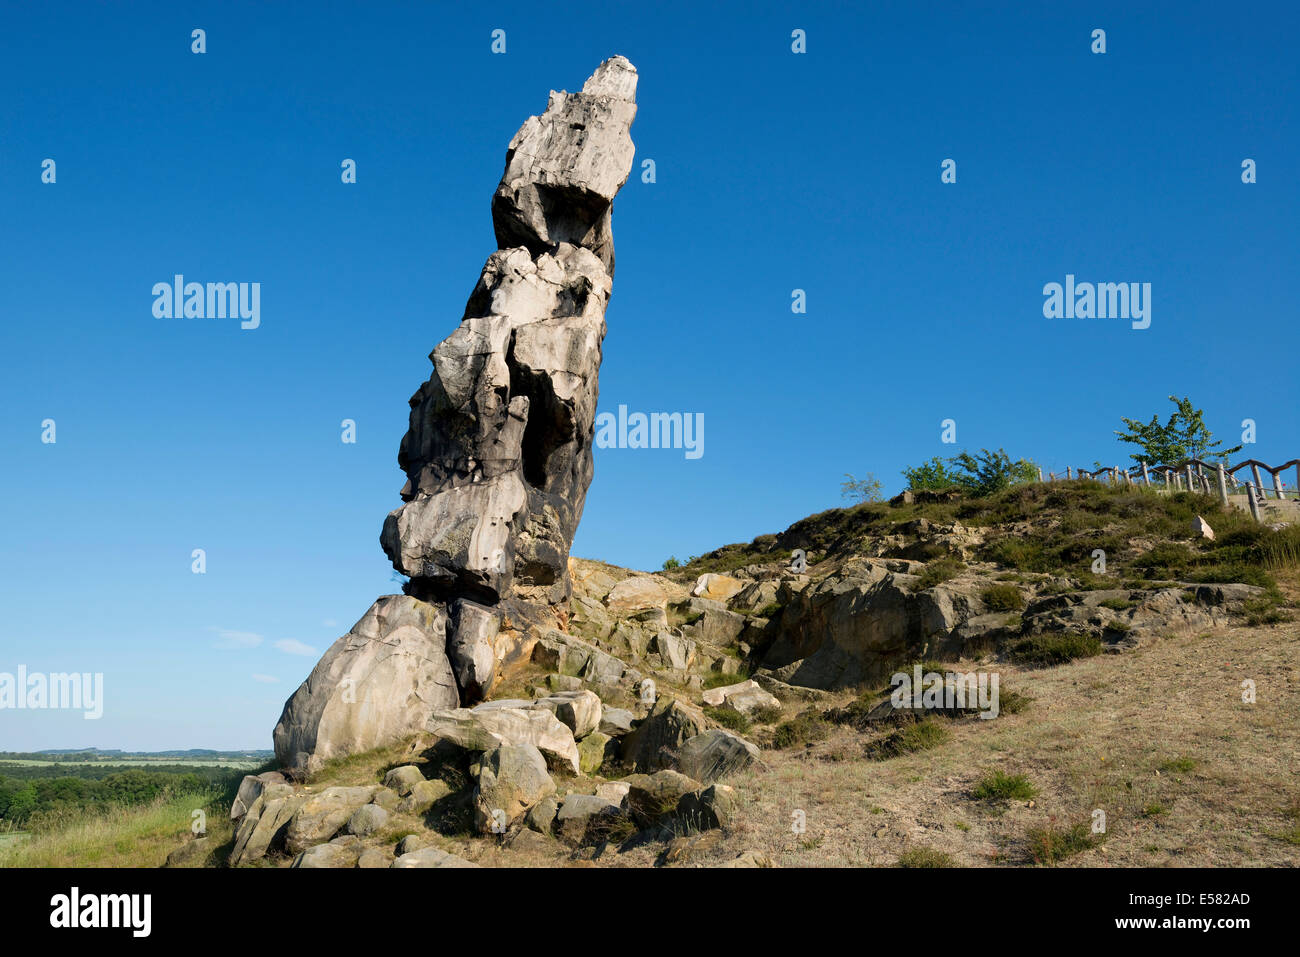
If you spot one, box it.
[692,573,746,603]
[620,696,707,772]
[526,794,560,834]
[346,803,390,838]
[1193,515,1215,541]
[285,786,378,854]
[291,842,362,869]
[391,846,480,868]
[163,837,210,868]
[382,765,426,796]
[578,730,615,774]
[230,771,287,820]
[677,729,762,784]
[473,744,557,834]
[428,704,581,774]
[396,779,452,814]
[357,847,394,868]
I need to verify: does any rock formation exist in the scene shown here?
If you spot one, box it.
[273,56,637,774]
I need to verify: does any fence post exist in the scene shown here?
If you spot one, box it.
[1216,462,1229,506]
[1185,463,1196,494]
[1037,467,1044,483]
[1247,484,1262,522]
[1251,463,1265,499]
[1066,466,1072,480]
[1141,463,1151,486]
[1272,470,1286,501]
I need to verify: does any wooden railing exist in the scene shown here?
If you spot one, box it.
[1039,458,1300,522]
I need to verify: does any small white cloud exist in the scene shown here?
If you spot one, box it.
[251,673,279,684]
[275,639,317,657]
[212,628,264,650]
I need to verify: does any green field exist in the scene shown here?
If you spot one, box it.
[0,758,263,770]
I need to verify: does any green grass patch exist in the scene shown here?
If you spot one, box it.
[865,718,949,760]
[1026,821,1103,864]
[1007,633,1103,665]
[897,846,957,867]
[971,770,1038,802]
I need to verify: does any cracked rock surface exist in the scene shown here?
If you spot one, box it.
[274,57,637,773]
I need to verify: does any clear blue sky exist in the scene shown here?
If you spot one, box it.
[2,1,1296,750]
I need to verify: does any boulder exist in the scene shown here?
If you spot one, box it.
[577,731,617,774]
[761,567,974,689]
[605,576,669,613]
[676,784,738,830]
[163,837,210,868]
[526,794,559,833]
[391,846,480,868]
[346,803,390,838]
[624,769,703,826]
[357,847,394,868]
[1193,515,1215,541]
[692,573,746,602]
[620,697,707,772]
[677,730,762,784]
[229,790,304,865]
[599,707,636,736]
[291,841,362,869]
[428,704,581,774]
[473,744,557,834]
[230,771,287,820]
[396,779,452,814]
[382,765,426,796]
[446,598,503,703]
[284,786,378,854]
[273,597,460,774]
[556,793,625,843]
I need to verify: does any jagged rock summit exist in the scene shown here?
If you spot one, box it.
[274,57,637,774]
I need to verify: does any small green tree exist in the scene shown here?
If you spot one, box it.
[1115,395,1241,465]
[948,448,1038,497]
[841,472,884,503]
[662,556,681,570]
[902,456,961,491]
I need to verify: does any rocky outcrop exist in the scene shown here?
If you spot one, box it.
[759,561,978,689]
[272,57,638,774]
[381,55,638,611]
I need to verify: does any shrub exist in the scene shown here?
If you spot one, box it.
[771,711,830,750]
[703,706,751,734]
[915,558,966,590]
[902,457,961,492]
[865,718,949,760]
[1007,633,1103,665]
[948,448,1039,497]
[1027,822,1103,864]
[841,472,884,504]
[981,584,1025,612]
[897,847,957,867]
[971,770,1038,802]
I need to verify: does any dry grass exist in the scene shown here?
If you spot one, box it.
[718,577,1300,867]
